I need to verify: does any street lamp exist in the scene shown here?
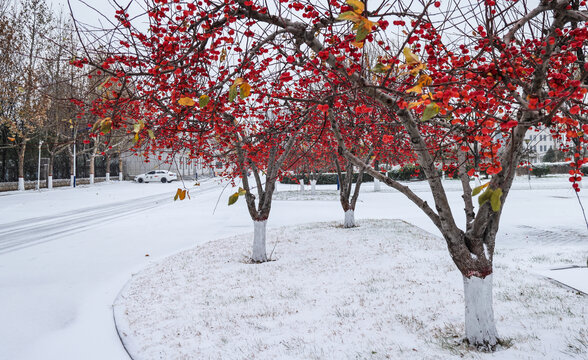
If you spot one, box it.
[36,140,43,190]
[71,128,77,188]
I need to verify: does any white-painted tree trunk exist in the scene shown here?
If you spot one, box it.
[310,179,317,194]
[299,180,304,192]
[374,178,381,192]
[47,175,53,189]
[442,171,446,181]
[119,173,123,181]
[90,174,95,184]
[343,210,355,228]
[463,274,498,349]
[18,177,25,191]
[70,175,74,187]
[252,220,268,262]
[105,172,110,182]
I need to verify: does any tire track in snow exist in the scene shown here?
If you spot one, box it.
[0,183,219,255]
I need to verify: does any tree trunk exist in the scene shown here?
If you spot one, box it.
[89,154,96,184]
[252,220,268,262]
[89,137,99,185]
[299,178,304,191]
[47,153,54,189]
[463,274,498,350]
[310,179,317,194]
[118,153,123,181]
[69,149,75,187]
[105,153,110,182]
[17,141,27,191]
[89,156,95,184]
[343,209,355,228]
[374,177,381,191]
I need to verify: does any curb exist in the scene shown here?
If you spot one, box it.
[112,277,138,360]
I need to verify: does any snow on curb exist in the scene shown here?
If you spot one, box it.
[113,220,587,360]
[536,266,588,295]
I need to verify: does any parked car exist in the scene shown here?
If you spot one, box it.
[134,170,178,183]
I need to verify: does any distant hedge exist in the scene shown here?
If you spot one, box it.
[280,165,430,185]
[280,172,374,185]
[531,165,551,177]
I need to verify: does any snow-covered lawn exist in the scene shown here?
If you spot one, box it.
[0,175,586,360]
[114,220,587,360]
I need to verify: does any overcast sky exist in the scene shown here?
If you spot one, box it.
[46,0,139,28]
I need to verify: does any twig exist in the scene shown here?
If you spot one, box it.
[574,189,588,231]
[212,179,233,215]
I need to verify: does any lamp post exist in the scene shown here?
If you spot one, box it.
[36,140,43,190]
[71,128,77,188]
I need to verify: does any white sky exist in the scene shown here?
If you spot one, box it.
[46,0,137,28]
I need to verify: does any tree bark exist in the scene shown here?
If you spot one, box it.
[47,153,54,189]
[463,274,498,350]
[374,178,381,192]
[17,140,27,191]
[252,220,268,262]
[105,153,110,181]
[89,138,98,185]
[118,152,123,181]
[343,210,355,228]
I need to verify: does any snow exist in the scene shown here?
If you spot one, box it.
[0,175,587,360]
[114,220,587,359]
[537,267,588,295]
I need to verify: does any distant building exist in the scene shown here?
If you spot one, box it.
[524,127,564,163]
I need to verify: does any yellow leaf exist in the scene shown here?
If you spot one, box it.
[351,40,364,48]
[408,100,424,109]
[490,188,503,212]
[478,188,493,206]
[228,86,238,102]
[418,74,432,87]
[100,118,113,133]
[233,77,246,87]
[471,182,490,196]
[92,119,102,132]
[406,84,423,94]
[372,63,391,73]
[403,47,420,64]
[238,187,247,196]
[228,192,239,205]
[178,96,196,106]
[337,11,362,22]
[199,94,210,108]
[421,102,440,121]
[7,137,15,141]
[179,189,186,200]
[356,17,375,42]
[239,83,251,99]
[346,0,365,14]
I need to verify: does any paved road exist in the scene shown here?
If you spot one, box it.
[0,181,219,255]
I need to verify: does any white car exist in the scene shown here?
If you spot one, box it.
[134,170,178,183]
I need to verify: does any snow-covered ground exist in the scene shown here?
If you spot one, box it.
[0,175,586,360]
[114,220,586,360]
